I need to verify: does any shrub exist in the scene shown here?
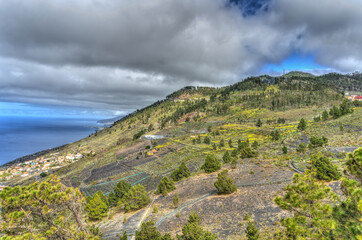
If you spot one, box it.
[180,212,218,240]
[310,154,341,181]
[39,172,47,178]
[135,221,161,240]
[173,194,179,208]
[322,110,329,121]
[231,159,237,169]
[240,147,258,159]
[133,129,146,140]
[238,140,249,150]
[297,118,307,131]
[251,140,259,149]
[214,170,237,195]
[156,176,176,196]
[308,136,328,148]
[171,162,191,181]
[297,143,307,153]
[223,151,231,164]
[114,180,132,199]
[270,130,281,141]
[345,147,362,181]
[245,221,259,240]
[122,185,150,212]
[201,154,221,173]
[228,139,233,148]
[219,139,225,148]
[277,118,286,124]
[255,119,263,127]
[313,116,321,122]
[340,125,344,131]
[204,136,211,144]
[282,146,288,154]
[86,191,108,220]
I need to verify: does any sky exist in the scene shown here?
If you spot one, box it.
[0,0,361,117]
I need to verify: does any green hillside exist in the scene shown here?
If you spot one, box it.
[1,73,361,239]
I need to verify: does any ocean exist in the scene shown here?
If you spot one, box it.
[0,116,103,166]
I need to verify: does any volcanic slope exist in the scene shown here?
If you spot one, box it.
[17,73,362,239]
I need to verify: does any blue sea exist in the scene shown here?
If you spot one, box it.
[0,116,103,166]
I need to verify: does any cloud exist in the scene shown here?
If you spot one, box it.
[0,0,361,114]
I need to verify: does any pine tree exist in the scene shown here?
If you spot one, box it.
[86,191,109,220]
[135,221,162,240]
[173,193,180,208]
[180,212,218,240]
[114,180,132,199]
[219,139,225,148]
[251,140,259,149]
[204,136,211,144]
[201,154,221,173]
[231,149,238,158]
[282,146,288,154]
[274,172,339,239]
[0,175,98,239]
[322,110,329,121]
[297,118,307,131]
[231,159,237,169]
[119,230,128,240]
[240,147,258,159]
[171,162,191,181]
[345,147,362,181]
[310,154,341,181]
[214,169,237,195]
[122,185,150,212]
[270,130,281,141]
[245,221,259,240]
[255,119,263,127]
[156,176,176,196]
[297,143,307,153]
[228,139,233,148]
[223,151,231,164]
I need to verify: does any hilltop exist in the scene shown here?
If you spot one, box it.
[0,72,361,239]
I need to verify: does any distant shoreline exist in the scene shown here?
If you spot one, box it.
[0,144,67,168]
[0,116,122,169]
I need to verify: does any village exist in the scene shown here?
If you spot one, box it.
[0,152,83,184]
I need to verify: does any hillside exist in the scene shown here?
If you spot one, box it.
[1,73,361,239]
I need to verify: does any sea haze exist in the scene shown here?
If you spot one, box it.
[0,116,102,165]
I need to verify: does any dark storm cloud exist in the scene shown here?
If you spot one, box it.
[0,0,361,113]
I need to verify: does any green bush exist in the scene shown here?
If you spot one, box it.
[180,212,218,240]
[240,147,258,159]
[223,151,231,164]
[245,221,259,240]
[297,118,307,131]
[171,162,191,181]
[282,146,288,154]
[310,154,341,181]
[86,191,109,220]
[345,147,362,181]
[122,185,150,212]
[201,154,221,173]
[156,176,176,196]
[297,143,307,153]
[214,170,237,195]
[308,136,328,148]
[255,119,263,127]
[270,130,281,141]
[251,140,259,149]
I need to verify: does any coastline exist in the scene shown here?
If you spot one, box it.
[0,144,67,169]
